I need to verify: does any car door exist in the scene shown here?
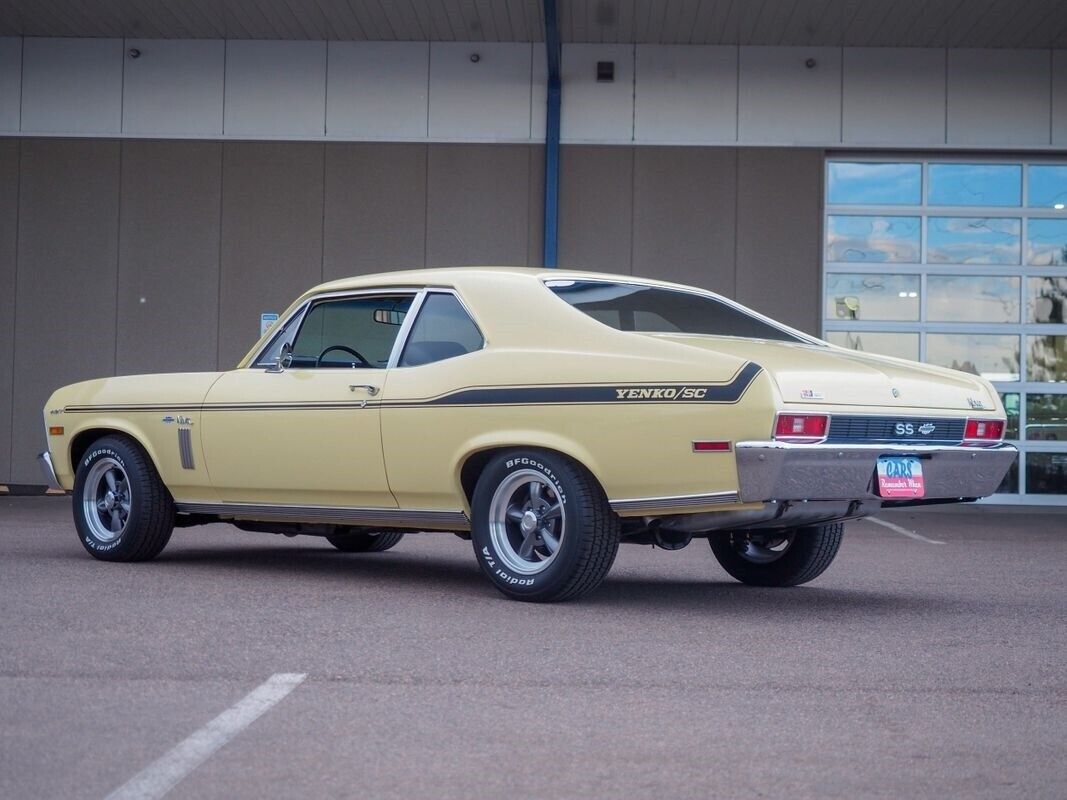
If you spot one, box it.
[200,291,416,509]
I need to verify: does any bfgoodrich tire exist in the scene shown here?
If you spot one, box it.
[326,530,405,553]
[470,449,620,602]
[72,435,175,562]
[709,523,843,587]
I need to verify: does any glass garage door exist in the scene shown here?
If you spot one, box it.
[823,159,1067,504]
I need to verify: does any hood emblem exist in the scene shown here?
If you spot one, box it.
[891,388,901,398]
[918,423,936,435]
[967,397,986,410]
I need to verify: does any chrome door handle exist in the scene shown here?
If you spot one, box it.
[349,384,379,396]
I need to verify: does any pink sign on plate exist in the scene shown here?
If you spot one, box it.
[876,457,925,499]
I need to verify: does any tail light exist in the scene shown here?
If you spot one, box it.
[964,418,1005,444]
[774,413,830,443]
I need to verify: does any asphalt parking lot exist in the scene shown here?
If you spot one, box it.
[1,496,1065,799]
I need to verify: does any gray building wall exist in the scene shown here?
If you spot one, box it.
[0,140,822,485]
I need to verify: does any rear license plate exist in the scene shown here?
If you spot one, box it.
[876,456,925,499]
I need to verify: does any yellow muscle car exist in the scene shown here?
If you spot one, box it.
[40,267,1016,602]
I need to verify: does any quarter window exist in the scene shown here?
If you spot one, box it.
[399,293,484,367]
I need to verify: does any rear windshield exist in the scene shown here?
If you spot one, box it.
[546,280,805,343]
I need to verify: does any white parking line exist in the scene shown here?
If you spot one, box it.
[865,516,946,545]
[104,673,307,800]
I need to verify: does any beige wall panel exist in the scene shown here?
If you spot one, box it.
[735,148,822,336]
[0,140,16,483]
[323,143,427,280]
[117,140,222,376]
[425,145,532,268]
[558,146,632,273]
[12,139,120,483]
[632,147,736,295]
[218,142,324,369]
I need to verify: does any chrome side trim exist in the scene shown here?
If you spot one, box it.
[177,429,195,470]
[174,501,471,530]
[609,491,740,514]
[734,441,1017,503]
[37,451,62,491]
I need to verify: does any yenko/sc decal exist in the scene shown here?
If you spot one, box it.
[614,386,708,400]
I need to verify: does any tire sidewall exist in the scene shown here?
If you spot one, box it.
[471,451,585,600]
[73,439,145,560]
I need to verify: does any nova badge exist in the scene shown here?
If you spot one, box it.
[967,397,986,410]
[800,389,824,400]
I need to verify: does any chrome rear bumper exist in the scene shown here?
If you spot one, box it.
[734,441,1017,503]
[37,451,62,491]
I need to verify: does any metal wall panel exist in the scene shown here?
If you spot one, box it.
[558,145,632,272]
[218,142,324,368]
[843,48,946,145]
[428,43,533,140]
[632,147,736,294]
[738,46,841,145]
[947,49,1051,146]
[527,145,545,266]
[735,147,822,335]
[1055,50,1067,147]
[223,40,327,137]
[0,38,20,132]
[323,143,427,279]
[122,39,225,136]
[20,38,122,134]
[561,44,634,142]
[634,45,737,143]
[425,144,532,266]
[327,42,429,139]
[0,140,16,482]
[117,141,222,376]
[11,139,120,483]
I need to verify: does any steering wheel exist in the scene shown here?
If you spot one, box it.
[316,345,371,368]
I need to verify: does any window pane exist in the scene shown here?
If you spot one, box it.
[1028,335,1067,382]
[825,331,919,361]
[1025,219,1067,266]
[926,333,1020,381]
[1026,453,1067,495]
[1025,394,1067,441]
[926,275,1019,323]
[399,293,484,367]
[827,162,921,205]
[826,215,920,263]
[1000,392,1020,440]
[824,274,919,321]
[1027,276,1067,323]
[927,217,1021,265]
[928,164,1021,206]
[996,453,1019,494]
[547,281,803,342]
[1027,165,1067,208]
[290,295,413,369]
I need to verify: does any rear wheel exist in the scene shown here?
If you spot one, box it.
[471,449,619,602]
[325,530,404,553]
[709,523,843,587]
[72,435,174,561]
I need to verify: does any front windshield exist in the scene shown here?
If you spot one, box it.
[546,280,805,343]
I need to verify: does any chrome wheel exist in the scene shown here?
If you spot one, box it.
[81,458,132,542]
[488,469,566,575]
[729,531,795,564]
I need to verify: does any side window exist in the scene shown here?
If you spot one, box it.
[286,295,414,369]
[399,293,484,367]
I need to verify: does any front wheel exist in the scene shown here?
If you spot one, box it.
[709,523,843,587]
[72,435,175,561]
[471,450,620,602]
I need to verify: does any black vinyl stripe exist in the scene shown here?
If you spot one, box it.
[65,362,763,413]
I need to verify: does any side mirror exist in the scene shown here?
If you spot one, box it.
[374,308,405,326]
[265,342,293,373]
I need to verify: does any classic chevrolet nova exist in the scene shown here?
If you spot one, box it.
[40,267,1016,601]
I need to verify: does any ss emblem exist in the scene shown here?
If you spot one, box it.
[895,423,914,435]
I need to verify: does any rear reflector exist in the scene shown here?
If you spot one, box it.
[774,413,829,443]
[964,418,1005,443]
[693,440,731,452]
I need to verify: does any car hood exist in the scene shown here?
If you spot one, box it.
[642,334,1001,412]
